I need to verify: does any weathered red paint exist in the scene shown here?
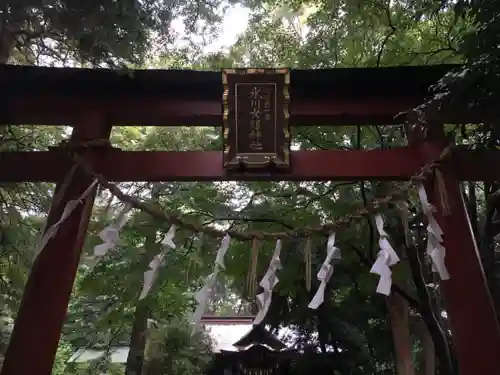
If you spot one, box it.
[419,140,500,375]
[1,63,458,126]
[0,146,498,182]
[0,115,112,375]
[0,148,423,182]
[3,95,421,126]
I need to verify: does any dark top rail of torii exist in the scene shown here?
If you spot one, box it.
[0,63,462,126]
[2,63,500,375]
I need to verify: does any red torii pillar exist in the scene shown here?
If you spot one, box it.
[1,114,111,375]
[417,129,500,375]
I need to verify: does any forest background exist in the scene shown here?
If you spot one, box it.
[0,1,499,374]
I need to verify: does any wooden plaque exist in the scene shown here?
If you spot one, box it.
[222,68,290,171]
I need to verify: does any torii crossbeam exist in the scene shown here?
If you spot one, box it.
[0,63,499,375]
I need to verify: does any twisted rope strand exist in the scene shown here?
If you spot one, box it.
[63,142,452,241]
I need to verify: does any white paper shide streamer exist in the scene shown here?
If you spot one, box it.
[253,239,282,325]
[418,186,450,280]
[139,225,178,300]
[35,179,99,259]
[192,235,231,329]
[91,203,133,264]
[308,233,341,309]
[370,214,400,296]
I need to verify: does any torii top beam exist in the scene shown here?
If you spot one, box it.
[0,63,462,126]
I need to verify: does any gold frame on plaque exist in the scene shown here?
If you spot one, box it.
[222,68,290,170]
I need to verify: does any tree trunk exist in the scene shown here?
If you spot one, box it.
[405,243,455,375]
[124,188,162,375]
[124,302,150,375]
[417,321,435,375]
[386,293,415,375]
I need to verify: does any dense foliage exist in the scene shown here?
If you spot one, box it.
[145,320,214,375]
[0,0,244,65]
[1,1,499,375]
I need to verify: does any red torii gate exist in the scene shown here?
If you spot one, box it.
[0,63,499,375]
